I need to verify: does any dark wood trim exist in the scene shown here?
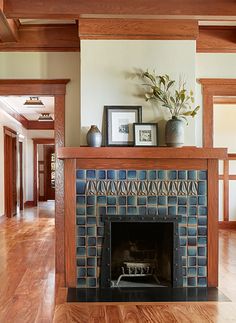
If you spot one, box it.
[4,125,17,135]
[213,97,236,105]
[24,200,34,207]
[228,153,236,160]
[27,120,54,130]
[219,221,236,229]
[207,159,218,287]
[65,159,76,287]
[19,141,23,210]
[79,19,198,40]
[223,159,229,222]
[0,7,18,42]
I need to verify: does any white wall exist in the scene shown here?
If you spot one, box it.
[0,52,80,146]
[81,40,197,146]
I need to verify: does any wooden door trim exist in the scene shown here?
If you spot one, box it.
[19,141,23,210]
[0,79,69,278]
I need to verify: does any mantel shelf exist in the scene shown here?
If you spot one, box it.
[57,146,227,160]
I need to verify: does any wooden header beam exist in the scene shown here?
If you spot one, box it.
[0,3,18,41]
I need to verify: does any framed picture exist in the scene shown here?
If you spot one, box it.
[133,123,158,146]
[105,106,142,146]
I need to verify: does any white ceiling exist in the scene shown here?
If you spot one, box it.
[0,96,54,121]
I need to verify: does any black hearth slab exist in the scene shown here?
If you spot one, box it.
[67,287,230,303]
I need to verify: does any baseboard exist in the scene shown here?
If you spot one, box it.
[24,201,35,207]
[219,221,236,229]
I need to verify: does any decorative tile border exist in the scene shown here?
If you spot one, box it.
[76,169,208,288]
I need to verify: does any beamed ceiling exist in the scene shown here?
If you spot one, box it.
[0,0,236,52]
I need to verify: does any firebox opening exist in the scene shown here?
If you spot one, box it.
[111,222,173,288]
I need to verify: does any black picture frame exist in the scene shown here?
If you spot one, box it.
[133,123,158,147]
[105,106,142,146]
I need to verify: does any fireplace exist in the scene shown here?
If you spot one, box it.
[101,215,183,288]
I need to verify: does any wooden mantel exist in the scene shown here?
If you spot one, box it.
[58,146,227,288]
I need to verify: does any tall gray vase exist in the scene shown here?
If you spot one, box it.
[165,117,184,147]
[86,125,102,147]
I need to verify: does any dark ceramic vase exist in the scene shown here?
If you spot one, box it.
[86,125,102,147]
[165,117,184,147]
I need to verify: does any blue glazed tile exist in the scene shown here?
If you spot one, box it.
[188,267,197,276]
[97,170,106,179]
[87,226,96,236]
[77,217,86,225]
[198,246,206,257]
[158,196,167,205]
[198,181,206,195]
[188,217,197,225]
[97,226,104,236]
[76,181,86,195]
[77,237,85,246]
[188,170,197,180]
[87,237,96,246]
[86,170,96,179]
[178,206,187,215]
[188,227,197,236]
[77,196,86,205]
[87,258,96,267]
[78,268,86,278]
[87,196,96,205]
[179,226,187,236]
[157,170,166,180]
[188,257,197,266]
[188,247,197,256]
[88,247,96,256]
[107,170,116,180]
[198,171,207,180]
[97,196,107,205]
[198,257,207,266]
[180,237,187,246]
[188,277,197,287]
[198,237,207,245]
[189,196,197,205]
[138,170,147,180]
[168,196,177,205]
[87,268,96,277]
[88,278,97,287]
[77,247,86,256]
[107,206,117,215]
[168,206,177,216]
[198,227,207,236]
[188,237,197,246]
[148,207,157,216]
[78,226,86,236]
[158,207,167,216]
[148,170,157,180]
[77,207,85,216]
[107,196,116,205]
[178,197,187,205]
[118,170,126,180]
[127,206,137,215]
[199,206,207,216]
[147,196,157,205]
[178,171,187,180]
[198,217,207,226]
[180,247,187,257]
[87,217,96,225]
[198,267,207,277]
[76,169,86,180]
[138,196,146,205]
[138,207,147,215]
[182,257,187,266]
[118,196,127,205]
[183,277,187,287]
[128,196,137,205]
[189,206,197,216]
[198,196,207,206]
[197,277,207,287]
[77,258,85,266]
[98,207,106,216]
[127,170,136,179]
[97,237,103,246]
[118,207,127,216]
[180,216,187,224]
[168,170,177,180]
[77,278,86,287]
[87,206,95,215]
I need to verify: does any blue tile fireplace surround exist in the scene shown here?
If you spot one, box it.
[59,147,227,291]
[76,169,207,288]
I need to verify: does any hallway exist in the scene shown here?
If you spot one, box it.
[0,202,55,322]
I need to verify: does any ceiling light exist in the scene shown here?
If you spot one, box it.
[38,113,53,121]
[24,96,44,106]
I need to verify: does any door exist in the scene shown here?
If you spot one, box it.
[44,145,55,200]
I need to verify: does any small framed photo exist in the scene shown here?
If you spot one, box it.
[133,123,158,146]
[105,106,142,146]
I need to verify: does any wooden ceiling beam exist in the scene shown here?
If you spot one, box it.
[79,19,198,40]
[3,0,236,19]
[0,2,18,41]
[27,120,54,130]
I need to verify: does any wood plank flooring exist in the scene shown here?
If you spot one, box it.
[1,203,236,322]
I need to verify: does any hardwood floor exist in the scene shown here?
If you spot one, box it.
[1,205,236,322]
